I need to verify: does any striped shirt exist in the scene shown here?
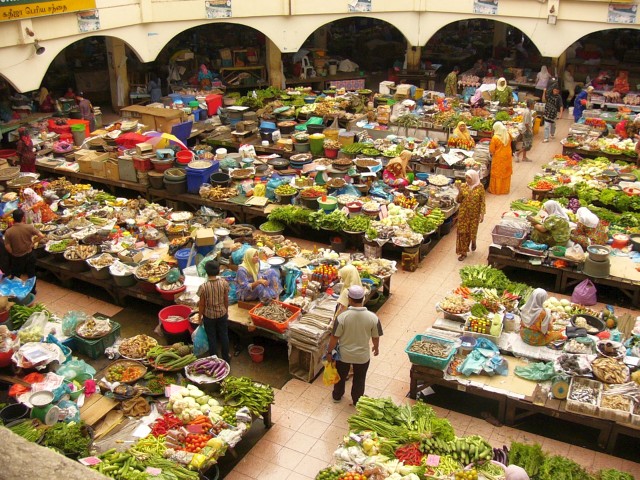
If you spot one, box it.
[197,277,229,319]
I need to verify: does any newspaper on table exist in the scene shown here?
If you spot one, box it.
[288,297,338,351]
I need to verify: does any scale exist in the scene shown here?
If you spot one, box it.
[315,165,328,186]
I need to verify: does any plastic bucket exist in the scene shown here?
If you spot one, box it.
[159,304,193,334]
[176,150,194,165]
[72,130,86,146]
[459,335,477,356]
[210,172,230,187]
[112,273,136,287]
[248,344,264,363]
[175,248,195,271]
[156,283,186,301]
[0,403,30,423]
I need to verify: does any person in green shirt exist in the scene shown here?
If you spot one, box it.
[491,77,513,107]
[529,200,571,247]
[444,66,460,97]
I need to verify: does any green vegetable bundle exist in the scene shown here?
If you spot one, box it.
[508,441,546,479]
[539,454,592,480]
[94,448,199,479]
[268,205,314,226]
[221,376,274,416]
[344,214,371,233]
[42,421,92,458]
[495,111,511,122]
[10,303,50,329]
[309,209,347,231]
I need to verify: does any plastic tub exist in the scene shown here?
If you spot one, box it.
[176,150,194,165]
[158,304,193,334]
[156,283,186,301]
[210,172,230,187]
[175,248,195,271]
[152,159,174,173]
[248,344,264,363]
[186,162,219,194]
[458,335,477,356]
[148,171,165,189]
[0,403,30,423]
[164,178,187,195]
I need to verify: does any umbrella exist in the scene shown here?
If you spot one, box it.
[144,131,187,150]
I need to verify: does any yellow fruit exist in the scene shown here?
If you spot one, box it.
[606,318,616,328]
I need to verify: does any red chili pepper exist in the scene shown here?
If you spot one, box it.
[395,443,423,466]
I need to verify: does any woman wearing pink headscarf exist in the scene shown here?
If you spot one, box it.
[455,169,485,261]
[15,127,36,173]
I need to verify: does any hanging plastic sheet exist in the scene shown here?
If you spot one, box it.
[0,276,35,300]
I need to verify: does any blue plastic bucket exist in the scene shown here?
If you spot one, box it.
[168,93,182,103]
[416,173,429,181]
[197,245,214,256]
[181,95,196,104]
[175,248,194,271]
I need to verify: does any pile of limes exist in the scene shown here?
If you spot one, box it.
[454,469,478,480]
[314,467,346,480]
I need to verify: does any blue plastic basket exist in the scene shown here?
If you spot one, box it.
[405,334,456,370]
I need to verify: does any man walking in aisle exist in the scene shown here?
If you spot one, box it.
[543,82,563,143]
[326,285,383,406]
[4,208,44,282]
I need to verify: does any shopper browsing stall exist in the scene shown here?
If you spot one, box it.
[197,260,231,362]
[4,208,44,280]
[543,82,563,143]
[570,207,609,250]
[488,121,513,195]
[335,264,363,318]
[455,170,485,261]
[76,92,95,132]
[236,248,282,303]
[15,127,36,173]
[519,288,564,346]
[382,150,413,188]
[535,66,552,100]
[326,285,382,406]
[528,200,571,247]
[38,87,55,113]
[518,99,535,162]
[444,66,460,97]
[573,86,594,123]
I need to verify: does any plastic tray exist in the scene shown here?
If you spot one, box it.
[491,225,526,247]
[72,321,121,359]
[405,334,456,370]
[565,377,602,417]
[249,300,301,334]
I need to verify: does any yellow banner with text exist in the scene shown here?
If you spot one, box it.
[0,0,95,22]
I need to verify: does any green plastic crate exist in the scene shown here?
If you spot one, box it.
[72,321,121,359]
[405,334,456,370]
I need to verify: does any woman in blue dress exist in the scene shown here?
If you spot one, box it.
[236,248,282,303]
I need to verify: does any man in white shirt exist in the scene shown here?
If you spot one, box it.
[326,285,383,405]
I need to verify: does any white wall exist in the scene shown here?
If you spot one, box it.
[0,0,637,91]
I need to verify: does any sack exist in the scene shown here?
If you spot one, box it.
[571,278,597,306]
[322,361,340,386]
[192,325,209,357]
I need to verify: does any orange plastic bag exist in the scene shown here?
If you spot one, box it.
[322,361,340,386]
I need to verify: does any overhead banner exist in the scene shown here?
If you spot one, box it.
[348,0,372,12]
[0,0,96,22]
[607,3,637,23]
[205,0,231,19]
[473,0,498,15]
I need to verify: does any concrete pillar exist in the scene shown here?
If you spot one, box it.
[493,22,507,58]
[406,45,421,71]
[266,37,284,89]
[313,26,327,51]
[105,37,129,112]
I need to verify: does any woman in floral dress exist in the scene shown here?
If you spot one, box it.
[455,169,485,261]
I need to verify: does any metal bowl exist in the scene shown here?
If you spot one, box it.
[587,245,611,262]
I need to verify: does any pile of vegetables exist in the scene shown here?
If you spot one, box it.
[42,421,92,458]
[93,447,200,479]
[166,384,223,422]
[10,303,50,329]
[221,376,274,416]
[268,205,314,226]
[459,265,532,304]
[309,209,347,231]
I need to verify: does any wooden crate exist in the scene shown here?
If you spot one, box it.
[288,339,329,383]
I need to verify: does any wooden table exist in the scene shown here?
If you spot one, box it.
[36,164,148,195]
[562,146,639,165]
[487,250,564,292]
[605,421,640,454]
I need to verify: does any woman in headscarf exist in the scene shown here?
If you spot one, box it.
[21,188,57,225]
[448,121,475,150]
[198,64,214,89]
[519,288,564,346]
[488,121,513,195]
[235,247,282,303]
[15,127,36,174]
[573,86,594,123]
[455,169,485,261]
[491,78,513,107]
[335,264,363,318]
[382,150,412,188]
[38,87,54,113]
[535,66,552,100]
[613,70,630,95]
[571,207,608,249]
[529,200,571,247]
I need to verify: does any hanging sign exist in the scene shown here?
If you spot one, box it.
[473,0,498,15]
[0,0,96,21]
[77,9,100,32]
[348,0,372,12]
[205,0,231,18]
[607,3,637,23]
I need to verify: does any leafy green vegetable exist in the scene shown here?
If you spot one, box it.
[309,209,347,231]
[597,468,636,480]
[344,214,371,232]
[539,454,591,480]
[509,442,546,479]
[471,303,489,317]
[495,111,511,122]
[268,205,313,226]
[42,422,91,458]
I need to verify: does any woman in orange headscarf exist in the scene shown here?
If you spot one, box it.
[382,150,412,188]
[488,121,513,195]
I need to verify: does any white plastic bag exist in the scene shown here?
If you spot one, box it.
[565,243,585,262]
[18,311,50,343]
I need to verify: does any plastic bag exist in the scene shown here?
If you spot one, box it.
[334,184,361,197]
[18,311,49,343]
[57,359,96,381]
[197,252,217,277]
[322,361,340,386]
[58,399,81,423]
[192,325,209,357]
[0,276,36,300]
[231,243,252,266]
[571,278,597,305]
[62,311,90,337]
[514,362,555,381]
[221,270,237,304]
[565,243,585,262]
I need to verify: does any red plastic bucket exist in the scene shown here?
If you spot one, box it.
[0,149,17,159]
[158,304,193,333]
[248,344,264,363]
[155,283,186,302]
[176,150,194,165]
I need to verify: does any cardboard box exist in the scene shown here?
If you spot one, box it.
[74,149,93,161]
[195,228,215,246]
[104,158,120,181]
[77,151,107,174]
[118,249,144,264]
[136,143,153,155]
[155,116,182,134]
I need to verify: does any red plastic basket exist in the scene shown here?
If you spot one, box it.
[158,304,193,333]
[249,300,301,334]
[133,156,152,172]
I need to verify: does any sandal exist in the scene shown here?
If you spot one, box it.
[471,242,476,252]
[458,255,466,261]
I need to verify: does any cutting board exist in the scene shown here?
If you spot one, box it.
[80,393,119,426]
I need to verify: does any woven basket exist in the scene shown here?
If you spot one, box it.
[0,167,20,182]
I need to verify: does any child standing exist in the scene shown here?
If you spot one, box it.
[197,260,231,362]
[518,99,535,162]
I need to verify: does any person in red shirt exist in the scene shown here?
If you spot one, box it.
[15,127,36,173]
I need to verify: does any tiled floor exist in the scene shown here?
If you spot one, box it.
[37,113,640,479]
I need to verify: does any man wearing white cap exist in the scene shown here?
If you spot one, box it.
[326,285,383,406]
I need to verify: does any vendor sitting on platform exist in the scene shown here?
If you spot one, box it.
[528,200,571,247]
[520,288,564,346]
[491,78,513,107]
[448,121,476,150]
[382,150,413,188]
[570,207,609,250]
[236,247,282,303]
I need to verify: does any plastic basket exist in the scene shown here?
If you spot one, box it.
[133,156,152,172]
[566,377,602,417]
[249,300,301,334]
[491,225,526,247]
[72,321,121,359]
[405,334,456,370]
[186,162,219,194]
